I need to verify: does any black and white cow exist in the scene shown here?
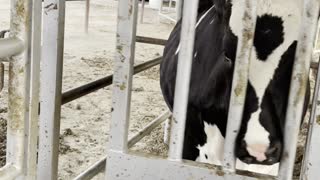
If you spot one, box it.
[160,0,310,174]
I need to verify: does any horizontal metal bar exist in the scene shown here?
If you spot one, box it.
[159,13,177,23]
[0,164,21,180]
[107,151,276,180]
[73,110,170,180]
[128,110,171,148]
[74,156,106,180]
[0,37,24,59]
[61,56,162,104]
[136,36,167,46]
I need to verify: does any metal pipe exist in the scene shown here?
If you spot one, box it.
[61,57,161,105]
[24,0,42,179]
[0,0,31,179]
[168,0,198,161]
[105,0,139,163]
[37,0,66,179]
[279,0,320,179]
[85,0,90,33]
[223,0,257,172]
[0,164,20,179]
[300,55,320,180]
[175,0,183,21]
[128,110,171,147]
[0,63,3,92]
[136,36,167,46]
[0,37,24,59]
[74,110,171,180]
[140,0,145,24]
[74,156,106,180]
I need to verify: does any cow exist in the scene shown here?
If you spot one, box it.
[160,0,310,175]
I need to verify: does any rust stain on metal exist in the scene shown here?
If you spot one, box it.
[294,73,307,106]
[119,83,126,90]
[216,169,225,176]
[15,0,25,18]
[8,61,25,130]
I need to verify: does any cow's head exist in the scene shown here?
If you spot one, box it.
[221,0,308,165]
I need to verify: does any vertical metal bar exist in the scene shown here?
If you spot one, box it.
[300,56,320,180]
[0,63,4,91]
[167,0,198,161]
[37,0,65,179]
[279,0,320,179]
[223,0,257,172]
[24,0,42,179]
[175,0,183,21]
[105,0,138,179]
[85,0,90,34]
[8,0,30,171]
[0,0,31,179]
[106,0,138,154]
[140,0,145,24]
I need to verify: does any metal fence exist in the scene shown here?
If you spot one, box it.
[106,0,320,180]
[0,0,320,179]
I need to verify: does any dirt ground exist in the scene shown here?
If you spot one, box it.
[0,0,318,179]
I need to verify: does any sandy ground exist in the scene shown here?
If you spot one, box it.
[0,0,318,179]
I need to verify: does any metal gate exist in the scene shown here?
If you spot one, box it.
[0,0,320,180]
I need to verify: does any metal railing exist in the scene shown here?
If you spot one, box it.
[1,0,320,179]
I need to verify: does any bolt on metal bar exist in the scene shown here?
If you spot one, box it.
[61,56,161,104]
[168,0,198,161]
[300,57,320,179]
[279,0,320,179]
[0,37,24,59]
[223,0,257,172]
[75,110,171,180]
[105,0,139,154]
[37,0,66,179]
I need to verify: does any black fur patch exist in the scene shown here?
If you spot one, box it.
[254,15,284,61]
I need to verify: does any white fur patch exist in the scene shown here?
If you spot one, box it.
[195,122,279,175]
[230,0,303,149]
[196,122,224,165]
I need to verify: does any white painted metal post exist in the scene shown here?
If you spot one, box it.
[85,0,90,33]
[300,54,320,180]
[175,0,183,21]
[24,0,42,179]
[106,0,138,153]
[140,0,145,24]
[37,0,65,179]
[168,0,198,161]
[279,0,320,179]
[0,0,31,179]
[105,0,138,178]
[223,0,257,172]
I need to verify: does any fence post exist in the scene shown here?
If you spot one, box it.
[37,0,65,179]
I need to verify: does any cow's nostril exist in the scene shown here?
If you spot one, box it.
[266,146,278,155]
[243,156,254,164]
